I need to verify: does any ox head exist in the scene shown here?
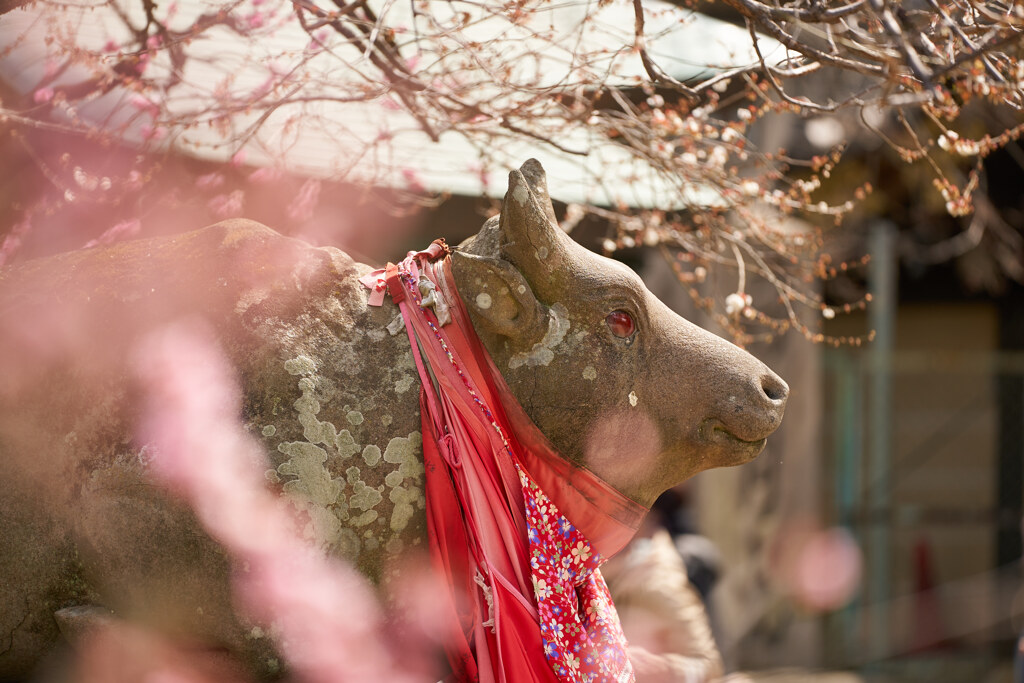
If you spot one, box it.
[452,159,788,507]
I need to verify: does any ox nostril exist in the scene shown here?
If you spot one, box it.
[761,373,789,403]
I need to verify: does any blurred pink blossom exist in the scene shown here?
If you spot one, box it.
[84,218,142,248]
[401,168,425,194]
[286,178,321,222]
[247,10,266,28]
[132,322,429,683]
[772,521,862,612]
[250,74,276,99]
[140,124,167,141]
[33,87,55,104]
[231,150,248,167]
[306,28,331,52]
[208,190,245,218]
[126,169,145,191]
[792,527,862,611]
[248,166,282,184]
[0,216,30,266]
[73,618,248,683]
[0,234,22,267]
[468,162,489,192]
[195,172,226,191]
[130,94,160,116]
[43,59,60,80]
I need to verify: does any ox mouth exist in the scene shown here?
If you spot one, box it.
[699,420,768,461]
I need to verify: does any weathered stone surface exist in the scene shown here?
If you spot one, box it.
[0,161,788,680]
[0,220,424,678]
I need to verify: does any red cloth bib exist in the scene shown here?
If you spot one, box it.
[361,243,645,682]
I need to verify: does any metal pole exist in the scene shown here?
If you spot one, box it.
[867,221,897,662]
[832,349,864,664]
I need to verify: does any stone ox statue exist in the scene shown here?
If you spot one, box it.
[0,160,787,679]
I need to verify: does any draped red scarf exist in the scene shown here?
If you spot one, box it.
[361,242,646,683]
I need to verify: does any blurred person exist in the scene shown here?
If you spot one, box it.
[1015,516,1024,683]
[602,486,725,683]
[650,485,723,605]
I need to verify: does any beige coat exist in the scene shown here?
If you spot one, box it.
[603,529,724,683]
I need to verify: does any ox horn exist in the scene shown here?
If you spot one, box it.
[498,159,573,302]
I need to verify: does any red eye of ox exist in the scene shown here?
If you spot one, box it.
[606,310,636,338]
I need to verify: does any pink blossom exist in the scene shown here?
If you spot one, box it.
[126,169,145,191]
[305,28,330,53]
[84,218,142,248]
[195,172,225,191]
[43,59,60,80]
[0,234,22,268]
[72,618,247,683]
[146,34,163,50]
[286,178,321,222]
[0,216,30,267]
[468,162,489,192]
[401,168,426,194]
[132,322,429,683]
[247,166,281,184]
[250,74,275,99]
[247,10,265,29]
[792,527,862,611]
[130,94,159,116]
[140,124,166,141]
[33,87,55,104]
[103,39,119,53]
[208,190,245,218]
[230,150,248,167]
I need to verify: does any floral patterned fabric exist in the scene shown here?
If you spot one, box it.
[520,468,634,683]
[362,245,638,683]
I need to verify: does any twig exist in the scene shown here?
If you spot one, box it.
[867,0,934,87]
[632,0,699,104]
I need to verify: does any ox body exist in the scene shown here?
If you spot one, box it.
[0,161,786,679]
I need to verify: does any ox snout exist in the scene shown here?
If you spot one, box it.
[760,369,789,418]
[700,365,789,463]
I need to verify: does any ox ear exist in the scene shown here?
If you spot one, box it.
[450,251,546,340]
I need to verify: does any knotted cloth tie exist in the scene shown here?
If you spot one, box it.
[360,242,644,683]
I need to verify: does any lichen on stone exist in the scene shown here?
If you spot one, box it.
[361,445,382,467]
[393,374,414,394]
[276,442,341,508]
[382,432,424,486]
[345,466,383,512]
[388,485,422,533]
[284,355,317,377]
[508,302,570,370]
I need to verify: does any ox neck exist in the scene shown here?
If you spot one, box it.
[433,256,646,559]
